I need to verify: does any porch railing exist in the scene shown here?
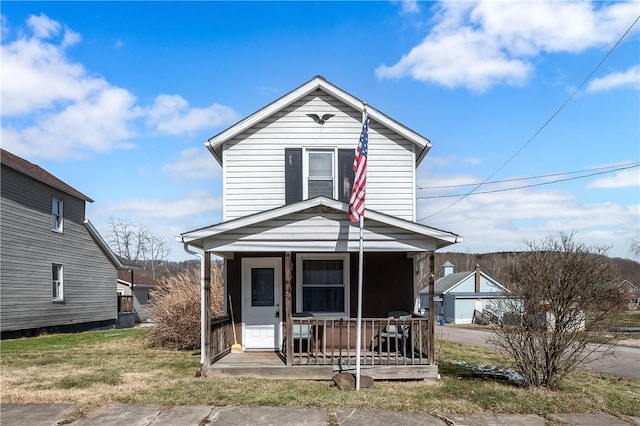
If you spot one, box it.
[209,314,231,363]
[117,295,133,313]
[288,317,431,367]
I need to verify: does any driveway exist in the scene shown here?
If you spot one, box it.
[435,325,640,380]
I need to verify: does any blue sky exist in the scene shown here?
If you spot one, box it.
[2,1,639,261]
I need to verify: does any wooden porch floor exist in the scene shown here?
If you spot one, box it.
[206,351,438,381]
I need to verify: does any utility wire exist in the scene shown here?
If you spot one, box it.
[418,14,640,222]
[417,162,640,190]
[416,163,639,199]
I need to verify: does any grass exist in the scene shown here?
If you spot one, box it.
[1,328,639,421]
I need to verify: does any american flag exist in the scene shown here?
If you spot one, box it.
[349,114,369,222]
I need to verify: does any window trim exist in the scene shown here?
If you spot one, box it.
[52,263,64,302]
[51,197,63,233]
[295,253,350,317]
[302,148,337,199]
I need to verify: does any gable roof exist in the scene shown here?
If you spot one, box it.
[419,269,510,295]
[205,75,432,166]
[434,271,474,295]
[1,149,93,202]
[179,196,461,253]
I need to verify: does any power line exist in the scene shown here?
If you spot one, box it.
[416,163,639,199]
[418,14,640,222]
[417,162,640,190]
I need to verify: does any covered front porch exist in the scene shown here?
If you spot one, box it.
[179,197,460,380]
[206,313,438,380]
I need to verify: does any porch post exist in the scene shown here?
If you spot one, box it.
[285,251,293,366]
[428,251,435,364]
[203,252,212,369]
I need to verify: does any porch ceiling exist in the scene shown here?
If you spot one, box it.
[178,197,461,255]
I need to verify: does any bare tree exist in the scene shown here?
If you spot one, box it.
[146,233,172,280]
[105,217,171,278]
[630,238,640,260]
[107,218,146,261]
[491,233,624,389]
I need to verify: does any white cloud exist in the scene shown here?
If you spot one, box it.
[27,13,62,39]
[1,14,238,161]
[418,171,639,259]
[163,146,221,180]
[587,65,640,92]
[89,191,224,261]
[2,87,138,160]
[588,167,640,188]
[400,0,420,15]
[377,1,639,92]
[93,190,222,222]
[144,95,239,136]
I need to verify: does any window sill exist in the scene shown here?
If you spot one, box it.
[52,299,65,304]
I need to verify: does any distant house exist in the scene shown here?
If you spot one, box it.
[0,149,129,338]
[117,270,159,322]
[620,280,639,309]
[420,261,509,324]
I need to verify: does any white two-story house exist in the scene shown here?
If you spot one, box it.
[179,76,461,379]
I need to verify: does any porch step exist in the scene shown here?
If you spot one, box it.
[333,364,439,381]
[207,365,335,380]
[206,352,439,381]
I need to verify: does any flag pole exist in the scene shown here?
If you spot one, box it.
[355,103,367,391]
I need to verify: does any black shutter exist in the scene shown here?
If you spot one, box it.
[285,148,303,204]
[338,149,355,203]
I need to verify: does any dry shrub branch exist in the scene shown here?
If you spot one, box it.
[491,232,624,389]
[146,260,224,350]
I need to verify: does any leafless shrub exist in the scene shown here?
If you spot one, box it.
[146,261,223,350]
[491,233,625,389]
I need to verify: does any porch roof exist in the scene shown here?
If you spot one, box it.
[178,197,461,256]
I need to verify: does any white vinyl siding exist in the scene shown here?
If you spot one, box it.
[202,209,441,253]
[223,93,415,221]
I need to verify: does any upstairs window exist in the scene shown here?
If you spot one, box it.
[51,197,63,233]
[305,150,335,198]
[52,263,64,302]
[285,148,354,204]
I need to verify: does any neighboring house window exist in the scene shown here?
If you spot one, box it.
[52,264,64,302]
[51,197,63,232]
[285,148,354,204]
[305,149,335,198]
[296,253,349,316]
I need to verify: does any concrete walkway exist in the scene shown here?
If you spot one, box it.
[1,403,639,426]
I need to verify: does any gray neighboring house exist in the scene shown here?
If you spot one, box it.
[420,261,509,324]
[1,149,128,338]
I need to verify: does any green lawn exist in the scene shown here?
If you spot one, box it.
[1,328,638,421]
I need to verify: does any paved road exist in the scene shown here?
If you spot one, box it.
[436,325,640,380]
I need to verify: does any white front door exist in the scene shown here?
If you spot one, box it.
[241,257,282,350]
